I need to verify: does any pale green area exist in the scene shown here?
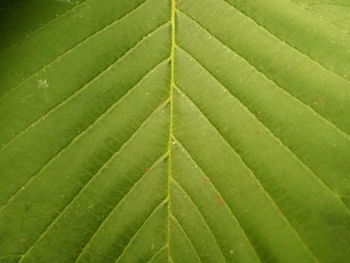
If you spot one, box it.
[0,0,350,262]
[290,0,350,33]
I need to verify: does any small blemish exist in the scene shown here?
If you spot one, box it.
[203,176,210,184]
[215,193,224,205]
[38,79,49,102]
[38,79,49,88]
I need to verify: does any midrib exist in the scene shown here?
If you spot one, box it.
[167,0,176,261]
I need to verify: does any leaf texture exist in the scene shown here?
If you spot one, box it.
[0,0,350,262]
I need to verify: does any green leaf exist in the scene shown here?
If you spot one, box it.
[1,0,350,262]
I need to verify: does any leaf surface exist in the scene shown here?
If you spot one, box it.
[1,0,350,262]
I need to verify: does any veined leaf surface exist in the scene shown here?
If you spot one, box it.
[1,0,350,262]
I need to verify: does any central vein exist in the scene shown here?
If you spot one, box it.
[167,0,176,260]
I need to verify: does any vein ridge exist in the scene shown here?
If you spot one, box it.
[175,85,320,262]
[166,0,177,261]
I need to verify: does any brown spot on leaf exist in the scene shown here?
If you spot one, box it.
[203,176,210,184]
[255,111,262,118]
[216,194,224,205]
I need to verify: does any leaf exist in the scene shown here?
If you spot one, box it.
[290,0,350,33]
[1,0,350,262]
